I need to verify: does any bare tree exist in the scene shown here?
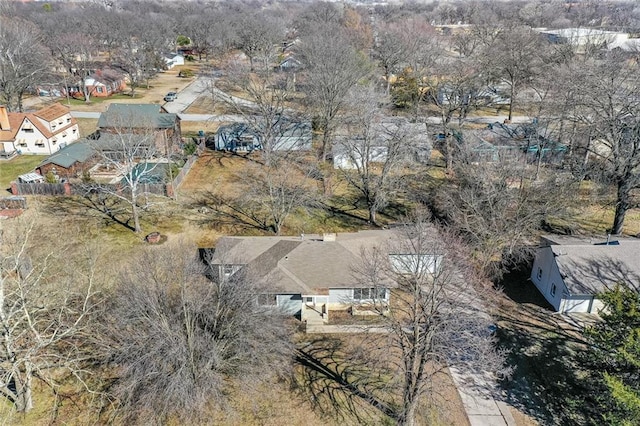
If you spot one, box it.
[483,25,551,121]
[569,54,640,235]
[0,218,102,414]
[297,23,372,164]
[235,11,284,72]
[196,156,320,236]
[353,214,510,425]
[336,85,425,225]
[103,241,292,423]
[112,47,163,96]
[373,22,410,96]
[427,56,489,171]
[46,32,99,104]
[0,17,51,111]
[216,61,303,167]
[425,150,575,278]
[84,112,169,234]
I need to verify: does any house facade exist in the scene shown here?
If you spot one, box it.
[0,103,80,156]
[98,104,181,156]
[530,236,640,313]
[82,68,127,98]
[214,121,312,153]
[36,139,96,179]
[164,53,185,69]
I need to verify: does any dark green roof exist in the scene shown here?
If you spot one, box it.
[39,140,95,168]
[98,104,178,129]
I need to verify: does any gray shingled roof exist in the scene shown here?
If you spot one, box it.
[550,239,640,295]
[211,231,396,294]
[38,140,95,168]
[98,104,178,129]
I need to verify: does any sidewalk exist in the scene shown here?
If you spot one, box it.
[450,368,517,426]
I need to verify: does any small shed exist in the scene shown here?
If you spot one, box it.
[18,172,45,183]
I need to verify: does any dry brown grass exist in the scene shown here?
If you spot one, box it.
[75,117,98,138]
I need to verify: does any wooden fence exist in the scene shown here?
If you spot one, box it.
[171,154,198,190]
[10,154,200,198]
[11,182,69,196]
[0,196,27,209]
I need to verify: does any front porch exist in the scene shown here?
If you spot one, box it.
[301,296,329,327]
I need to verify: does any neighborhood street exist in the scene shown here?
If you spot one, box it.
[70,77,533,126]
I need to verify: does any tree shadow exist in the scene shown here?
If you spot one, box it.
[293,336,399,424]
[494,254,640,425]
[39,193,135,232]
[496,264,554,309]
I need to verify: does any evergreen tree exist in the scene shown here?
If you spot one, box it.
[583,283,640,425]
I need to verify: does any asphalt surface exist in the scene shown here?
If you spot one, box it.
[70,76,533,126]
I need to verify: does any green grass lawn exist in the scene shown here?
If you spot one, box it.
[0,155,45,192]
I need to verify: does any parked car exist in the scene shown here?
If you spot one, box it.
[164,92,178,102]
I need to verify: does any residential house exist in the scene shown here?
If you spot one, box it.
[463,122,566,163]
[36,139,96,179]
[202,230,408,323]
[538,28,629,52]
[97,104,181,156]
[332,120,431,169]
[213,121,312,152]
[0,103,80,156]
[163,53,185,69]
[530,235,640,314]
[72,67,126,99]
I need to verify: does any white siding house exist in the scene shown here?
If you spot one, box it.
[164,53,185,69]
[530,236,640,314]
[0,103,80,156]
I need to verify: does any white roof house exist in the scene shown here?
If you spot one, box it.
[538,28,629,51]
[530,235,640,313]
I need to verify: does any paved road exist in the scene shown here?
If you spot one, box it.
[69,76,533,127]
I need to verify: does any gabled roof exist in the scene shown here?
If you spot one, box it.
[86,68,125,85]
[98,104,177,130]
[0,103,75,142]
[0,114,24,142]
[542,236,640,295]
[38,139,95,169]
[33,102,71,122]
[210,230,397,294]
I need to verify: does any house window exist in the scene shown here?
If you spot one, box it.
[72,129,77,134]
[51,124,56,130]
[23,128,34,133]
[550,283,557,297]
[66,118,71,123]
[35,141,45,147]
[52,139,57,145]
[18,141,27,147]
[537,267,543,280]
[62,133,67,138]
[96,87,104,93]
[354,288,386,300]
[257,294,277,306]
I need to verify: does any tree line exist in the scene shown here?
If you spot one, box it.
[2,0,640,423]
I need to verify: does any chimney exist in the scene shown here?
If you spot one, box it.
[0,106,9,130]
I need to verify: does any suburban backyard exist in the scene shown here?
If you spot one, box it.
[3,2,640,421]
